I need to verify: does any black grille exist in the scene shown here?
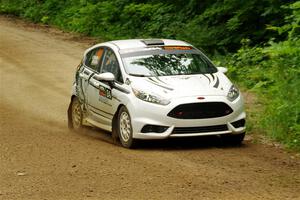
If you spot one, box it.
[172,124,228,134]
[167,102,233,119]
[231,119,246,128]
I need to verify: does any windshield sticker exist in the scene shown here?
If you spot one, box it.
[121,49,199,58]
[99,86,112,100]
[163,46,193,50]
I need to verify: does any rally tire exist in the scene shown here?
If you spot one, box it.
[117,106,137,148]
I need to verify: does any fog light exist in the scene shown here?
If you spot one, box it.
[141,125,169,133]
[231,119,246,128]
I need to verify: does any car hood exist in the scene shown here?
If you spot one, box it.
[129,72,232,99]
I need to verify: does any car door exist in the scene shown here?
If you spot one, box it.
[85,47,126,131]
[76,48,100,107]
[98,47,125,114]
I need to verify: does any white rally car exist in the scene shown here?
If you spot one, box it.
[67,39,246,148]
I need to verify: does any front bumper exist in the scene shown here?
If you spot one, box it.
[127,94,246,139]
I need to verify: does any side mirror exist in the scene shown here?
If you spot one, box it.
[217,67,228,73]
[94,72,115,82]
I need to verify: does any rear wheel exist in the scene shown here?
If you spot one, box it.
[71,98,83,131]
[118,106,137,148]
[221,132,245,146]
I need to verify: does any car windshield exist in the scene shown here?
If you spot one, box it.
[121,49,217,77]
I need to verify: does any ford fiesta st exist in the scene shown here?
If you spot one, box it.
[67,39,246,148]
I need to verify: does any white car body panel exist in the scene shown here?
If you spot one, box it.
[69,39,246,140]
[126,93,245,139]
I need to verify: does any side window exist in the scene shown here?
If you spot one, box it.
[84,47,104,71]
[100,49,123,83]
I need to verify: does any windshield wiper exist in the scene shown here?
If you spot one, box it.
[128,73,150,77]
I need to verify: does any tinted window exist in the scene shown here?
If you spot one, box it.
[85,48,104,71]
[100,49,123,83]
[122,50,217,77]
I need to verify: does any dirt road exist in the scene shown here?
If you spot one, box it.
[0,16,299,200]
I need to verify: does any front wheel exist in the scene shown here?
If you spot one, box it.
[118,106,137,148]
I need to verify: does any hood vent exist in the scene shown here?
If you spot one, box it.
[141,39,164,46]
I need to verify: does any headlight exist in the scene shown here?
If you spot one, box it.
[132,88,170,105]
[227,85,239,101]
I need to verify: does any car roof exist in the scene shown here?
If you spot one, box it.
[108,39,191,50]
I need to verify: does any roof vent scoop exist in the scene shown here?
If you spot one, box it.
[141,39,164,46]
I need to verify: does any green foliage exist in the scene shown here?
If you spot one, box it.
[262,40,299,150]
[0,0,291,54]
[216,2,300,150]
[0,0,23,16]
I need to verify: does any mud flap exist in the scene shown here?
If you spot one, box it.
[111,114,119,143]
